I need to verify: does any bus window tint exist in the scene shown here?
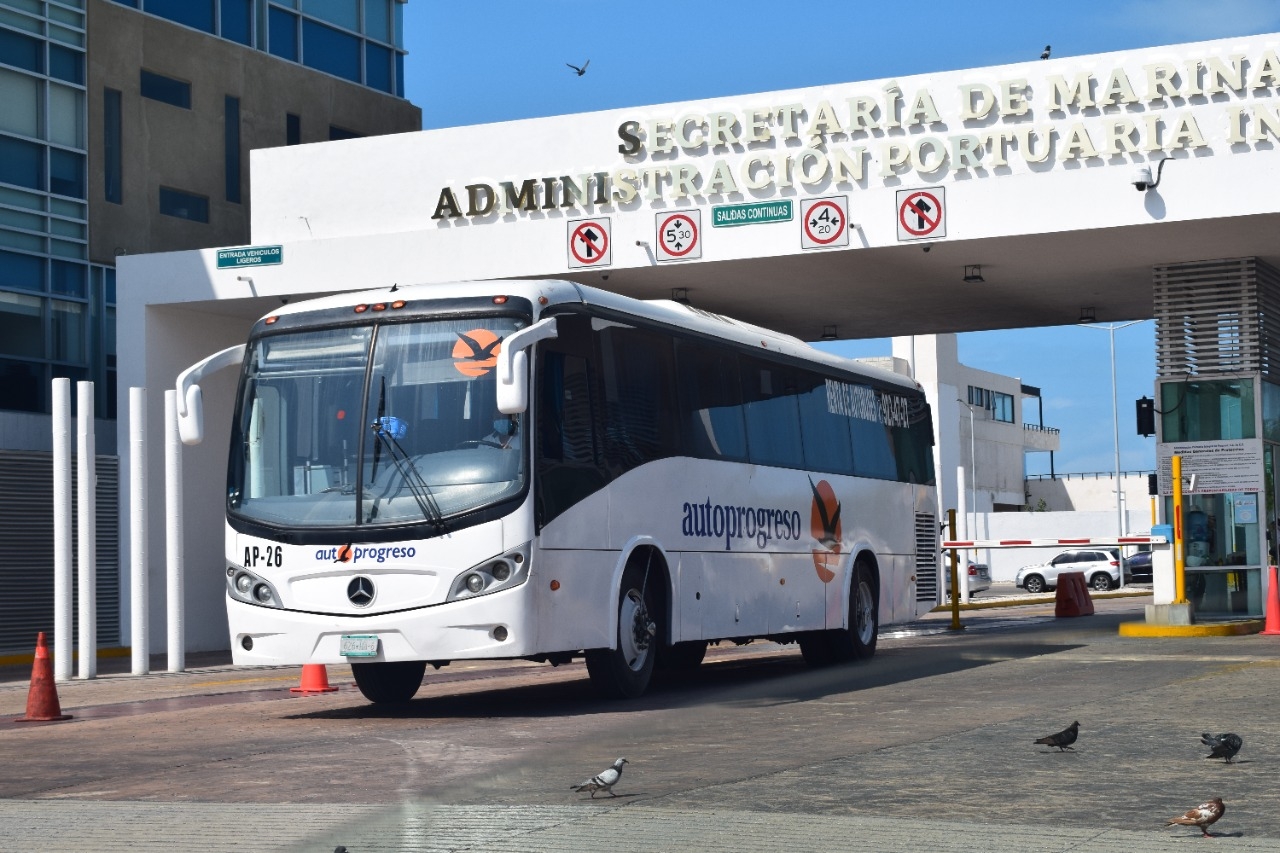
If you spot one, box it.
[847,386,899,481]
[798,373,855,475]
[894,398,936,484]
[596,323,678,469]
[675,341,746,461]
[741,358,804,469]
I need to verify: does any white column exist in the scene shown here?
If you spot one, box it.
[51,379,73,682]
[165,390,185,673]
[76,381,96,679]
[130,387,149,675]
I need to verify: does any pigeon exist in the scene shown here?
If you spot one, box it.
[566,60,590,76]
[570,757,628,798]
[1201,732,1243,763]
[1040,45,1051,60]
[1165,797,1225,837]
[1033,720,1080,751]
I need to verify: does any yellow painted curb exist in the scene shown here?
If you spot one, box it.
[0,646,131,668]
[1118,620,1263,637]
[931,590,1151,613]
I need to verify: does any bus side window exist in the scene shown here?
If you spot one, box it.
[675,341,746,461]
[799,375,855,476]
[741,357,803,469]
[537,350,604,524]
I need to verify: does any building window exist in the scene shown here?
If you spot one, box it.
[48,45,83,85]
[268,8,299,61]
[142,0,215,34]
[49,148,85,199]
[302,19,360,82]
[158,187,209,222]
[365,42,391,93]
[104,88,122,203]
[0,135,45,192]
[225,96,240,203]
[992,391,1014,423]
[220,0,253,46]
[286,112,301,145]
[140,69,191,109]
[0,27,43,74]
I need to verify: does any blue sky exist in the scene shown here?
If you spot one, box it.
[402,1,1280,476]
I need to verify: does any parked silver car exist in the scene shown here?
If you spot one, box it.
[946,562,991,597]
[1015,549,1122,593]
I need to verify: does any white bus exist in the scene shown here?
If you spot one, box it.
[178,280,939,703]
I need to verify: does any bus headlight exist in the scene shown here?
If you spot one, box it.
[447,543,531,602]
[227,564,282,609]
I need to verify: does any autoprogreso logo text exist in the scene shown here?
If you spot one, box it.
[681,497,802,551]
[314,545,416,563]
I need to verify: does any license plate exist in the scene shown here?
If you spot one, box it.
[339,634,379,657]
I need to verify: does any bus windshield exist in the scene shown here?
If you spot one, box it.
[228,316,527,530]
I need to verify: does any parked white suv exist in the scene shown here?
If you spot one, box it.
[1015,549,1122,593]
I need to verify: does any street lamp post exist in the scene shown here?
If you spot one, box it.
[1078,317,1147,590]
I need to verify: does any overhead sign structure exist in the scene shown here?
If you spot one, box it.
[800,196,850,249]
[567,217,611,268]
[216,245,283,269]
[712,200,793,228]
[655,210,701,261]
[896,188,946,241]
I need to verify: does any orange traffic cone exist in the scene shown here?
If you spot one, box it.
[14,632,72,722]
[290,663,339,694]
[1262,565,1280,636]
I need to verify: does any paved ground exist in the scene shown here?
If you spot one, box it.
[2,595,1278,852]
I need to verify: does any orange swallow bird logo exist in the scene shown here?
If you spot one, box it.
[334,543,353,564]
[809,477,841,583]
[451,329,503,377]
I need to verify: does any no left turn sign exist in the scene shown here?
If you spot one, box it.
[567,217,611,268]
[800,196,850,249]
[655,210,702,261]
[896,188,945,241]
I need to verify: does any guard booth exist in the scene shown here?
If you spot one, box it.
[1154,258,1280,618]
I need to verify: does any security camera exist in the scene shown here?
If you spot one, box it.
[1132,165,1153,191]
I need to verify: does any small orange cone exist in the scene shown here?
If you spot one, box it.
[15,632,72,722]
[290,663,339,694]
[1262,565,1280,636]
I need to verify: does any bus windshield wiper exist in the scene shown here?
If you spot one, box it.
[369,417,446,530]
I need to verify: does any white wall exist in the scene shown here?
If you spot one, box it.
[971,510,1152,582]
[1027,473,1155,515]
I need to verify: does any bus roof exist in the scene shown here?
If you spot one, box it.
[258,279,921,392]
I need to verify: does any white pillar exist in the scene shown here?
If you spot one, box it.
[76,381,96,679]
[165,390,185,673]
[51,379,73,682]
[130,387,149,675]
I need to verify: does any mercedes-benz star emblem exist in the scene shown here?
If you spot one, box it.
[347,576,375,607]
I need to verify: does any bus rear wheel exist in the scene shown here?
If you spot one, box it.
[351,660,426,704]
[585,562,658,699]
[804,561,878,666]
[657,640,707,671]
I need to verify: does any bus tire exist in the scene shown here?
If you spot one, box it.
[351,660,426,704]
[798,632,836,667]
[657,640,707,671]
[829,560,879,662]
[585,562,658,699]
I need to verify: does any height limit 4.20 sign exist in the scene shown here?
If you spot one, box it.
[800,196,850,249]
[655,210,702,262]
[896,187,946,241]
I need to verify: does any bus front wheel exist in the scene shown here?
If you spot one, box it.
[821,561,879,663]
[351,660,426,704]
[585,563,658,699]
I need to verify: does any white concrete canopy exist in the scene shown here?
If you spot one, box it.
[118,30,1280,650]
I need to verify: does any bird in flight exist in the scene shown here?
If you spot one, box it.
[1040,45,1051,60]
[1201,732,1243,763]
[808,476,842,551]
[1033,720,1079,751]
[567,60,590,76]
[570,757,628,798]
[1165,797,1225,837]
[455,331,502,362]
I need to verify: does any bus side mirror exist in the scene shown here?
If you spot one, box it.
[175,343,247,446]
[496,317,558,414]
